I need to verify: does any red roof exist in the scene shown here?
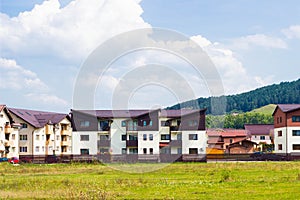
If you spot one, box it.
[207,129,248,137]
[0,105,5,112]
[244,124,274,136]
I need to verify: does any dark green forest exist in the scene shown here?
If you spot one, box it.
[167,78,300,115]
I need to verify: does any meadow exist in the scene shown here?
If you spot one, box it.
[0,161,299,199]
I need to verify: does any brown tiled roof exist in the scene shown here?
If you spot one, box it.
[207,129,248,137]
[244,124,274,136]
[8,107,68,128]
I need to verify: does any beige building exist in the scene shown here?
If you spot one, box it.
[0,105,19,158]
[8,107,72,162]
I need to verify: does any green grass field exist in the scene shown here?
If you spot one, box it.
[248,104,276,115]
[0,161,299,199]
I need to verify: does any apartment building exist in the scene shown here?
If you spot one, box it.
[8,107,72,161]
[273,104,300,154]
[71,109,207,162]
[0,105,19,158]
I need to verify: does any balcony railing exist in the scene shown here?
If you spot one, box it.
[170,126,180,131]
[169,140,182,147]
[61,129,72,136]
[97,140,111,147]
[4,127,14,134]
[61,140,71,146]
[126,140,138,147]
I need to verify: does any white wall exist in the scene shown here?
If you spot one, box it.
[182,131,206,154]
[110,118,126,154]
[251,135,272,145]
[138,131,159,154]
[72,131,97,155]
[274,127,300,153]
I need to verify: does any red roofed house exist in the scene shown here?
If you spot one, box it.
[273,104,300,154]
[244,124,274,152]
[8,107,72,162]
[207,129,250,153]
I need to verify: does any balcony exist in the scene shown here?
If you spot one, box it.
[170,126,180,131]
[97,140,111,147]
[61,140,71,146]
[169,140,182,147]
[4,127,14,134]
[126,140,138,147]
[45,125,53,135]
[61,129,72,136]
[4,140,13,147]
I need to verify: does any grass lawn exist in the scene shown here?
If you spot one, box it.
[0,161,299,199]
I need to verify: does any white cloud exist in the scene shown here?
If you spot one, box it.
[191,35,275,94]
[25,93,68,106]
[282,25,300,39]
[230,34,287,49]
[0,58,48,90]
[0,0,150,62]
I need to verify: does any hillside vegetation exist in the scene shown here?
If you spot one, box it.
[168,79,300,115]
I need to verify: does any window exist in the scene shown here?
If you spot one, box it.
[292,144,300,150]
[42,135,45,141]
[161,134,170,140]
[42,146,45,152]
[35,146,40,152]
[0,114,3,118]
[99,148,109,154]
[56,146,60,151]
[188,120,198,127]
[80,121,90,127]
[143,121,147,126]
[278,131,282,137]
[12,134,15,140]
[20,146,27,152]
[122,148,127,154]
[177,133,182,140]
[292,130,300,136]
[20,135,28,141]
[260,136,266,140]
[121,135,126,141]
[177,148,182,154]
[160,147,170,154]
[21,123,28,128]
[36,135,40,140]
[149,120,153,126]
[149,148,153,154]
[149,134,153,141]
[161,121,169,126]
[292,116,300,122]
[11,147,15,153]
[129,148,138,154]
[189,134,198,140]
[280,117,282,123]
[278,144,282,150]
[121,121,126,127]
[100,135,109,140]
[129,135,138,141]
[0,126,2,131]
[80,149,89,155]
[80,135,89,141]
[127,120,137,131]
[143,134,147,141]
[229,139,233,144]
[189,148,198,154]
[99,120,109,131]
[56,135,60,140]
[143,148,147,154]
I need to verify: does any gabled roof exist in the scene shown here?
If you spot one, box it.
[0,105,5,112]
[207,129,248,137]
[272,104,300,115]
[228,138,257,146]
[8,107,68,128]
[244,124,274,136]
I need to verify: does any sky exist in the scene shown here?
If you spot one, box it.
[0,0,299,113]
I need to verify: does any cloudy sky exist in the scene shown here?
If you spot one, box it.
[0,0,299,113]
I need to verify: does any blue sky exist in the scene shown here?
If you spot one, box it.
[0,0,299,112]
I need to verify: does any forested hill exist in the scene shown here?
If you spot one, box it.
[167,78,300,115]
